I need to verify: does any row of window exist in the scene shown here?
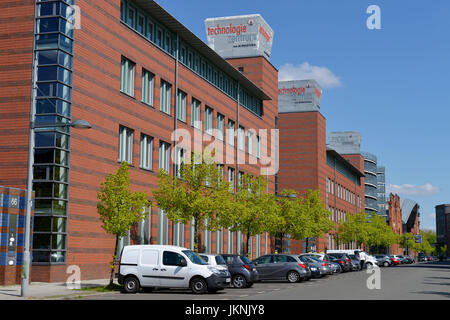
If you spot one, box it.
[327,234,356,251]
[119,0,263,116]
[326,177,361,208]
[119,126,254,192]
[328,207,347,223]
[121,57,261,158]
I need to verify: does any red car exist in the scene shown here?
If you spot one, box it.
[389,256,401,265]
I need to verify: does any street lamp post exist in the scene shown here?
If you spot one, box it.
[21,120,92,297]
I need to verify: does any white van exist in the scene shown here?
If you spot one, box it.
[326,249,378,266]
[118,245,231,294]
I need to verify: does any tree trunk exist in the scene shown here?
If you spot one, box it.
[110,235,119,285]
[305,238,309,253]
[279,232,284,253]
[245,226,250,257]
[194,218,199,252]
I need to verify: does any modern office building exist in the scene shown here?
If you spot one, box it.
[361,152,378,217]
[376,166,387,220]
[0,0,278,282]
[277,81,365,253]
[435,204,450,256]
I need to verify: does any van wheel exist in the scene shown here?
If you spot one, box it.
[123,276,140,294]
[232,275,247,288]
[190,277,207,294]
[383,261,389,267]
[287,271,300,283]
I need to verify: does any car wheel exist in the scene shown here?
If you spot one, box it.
[190,277,208,294]
[123,276,140,294]
[287,271,300,283]
[232,275,247,289]
[383,261,389,267]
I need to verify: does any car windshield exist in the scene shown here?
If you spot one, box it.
[329,253,344,258]
[182,250,208,265]
[308,257,322,263]
[240,256,252,264]
[215,255,227,265]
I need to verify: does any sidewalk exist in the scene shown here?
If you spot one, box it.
[0,279,118,300]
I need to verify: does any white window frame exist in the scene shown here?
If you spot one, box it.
[227,120,235,146]
[217,114,224,141]
[160,80,171,115]
[159,141,170,173]
[118,126,133,164]
[177,90,186,122]
[191,98,201,129]
[140,134,153,170]
[121,57,135,96]
[204,106,213,135]
[238,126,245,151]
[142,69,154,106]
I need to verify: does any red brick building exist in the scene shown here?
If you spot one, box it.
[388,193,403,254]
[277,80,365,253]
[0,0,278,282]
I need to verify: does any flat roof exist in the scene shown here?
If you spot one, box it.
[133,0,272,101]
[326,147,365,178]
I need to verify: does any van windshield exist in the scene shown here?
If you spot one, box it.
[182,250,208,265]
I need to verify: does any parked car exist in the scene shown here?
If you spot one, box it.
[389,255,401,265]
[327,253,353,272]
[403,255,415,264]
[348,254,362,270]
[221,254,259,289]
[118,245,231,294]
[298,255,332,277]
[417,252,426,262]
[252,254,311,283]
[198,254,230,272]
[300,253,342,273]
[327,250,378,267]
[395,255,408,264]
[374,254,393,267]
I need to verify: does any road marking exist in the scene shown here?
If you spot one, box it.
[239,295,248,297]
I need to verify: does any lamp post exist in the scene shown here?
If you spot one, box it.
[21,119,92,297]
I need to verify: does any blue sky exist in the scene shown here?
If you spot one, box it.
[156,0,450,230]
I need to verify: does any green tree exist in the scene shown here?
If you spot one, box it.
[97,162,151,285]
[337,211,370,248]
[303,189,334,251]
[226,174,281,256]
[365,213,398,253]
[152,152,232,252]
[272,189,309,253]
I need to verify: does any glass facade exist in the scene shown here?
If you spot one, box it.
[33,0,76,264]
[362,152,378,216]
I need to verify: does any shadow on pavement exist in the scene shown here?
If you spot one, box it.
[399,261,450,270]
[413,291,450,299]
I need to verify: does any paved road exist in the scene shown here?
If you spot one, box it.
[81,261,450,300]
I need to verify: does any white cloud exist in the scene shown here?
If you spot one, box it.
[278,62,342,88]
[386,183,440,197]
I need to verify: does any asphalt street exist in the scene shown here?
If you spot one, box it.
[81,261,450,300]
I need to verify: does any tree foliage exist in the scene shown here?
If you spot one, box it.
[152,152,231,252]
[97,162,151,284]
[336,211,370,248]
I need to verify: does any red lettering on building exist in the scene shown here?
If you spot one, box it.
[278,87,306,95]
[208,24,247,36]
[259,24,270,42]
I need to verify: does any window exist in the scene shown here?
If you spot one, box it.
[227,120,235,146]
[228,167,235,192]
[137,14,145,34]
[120,57,135,96]
[162,251,184,266]
[141,69,154,106]
[191,98,201,128]
[127,6,136,28]
[237,171,244,189]
[118,126,133,164]
[247,130,254,155]
[256,135,261,158]
[160,80,171,115]
[217,114,224,141]
[205,106,213,135]
[156,27,162,47]
[147,20,154,41]
[175,147,185,178]
[238,126,245,151]
[140,134,153,170]
[159,141,170,173]
[177,90,186,122]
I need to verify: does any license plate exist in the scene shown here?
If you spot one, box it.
[226,278,231,283]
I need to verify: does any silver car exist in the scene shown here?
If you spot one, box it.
[252,254,311,283]
[298,255,332,277]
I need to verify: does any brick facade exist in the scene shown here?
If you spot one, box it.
[278,111,365,253]
[388,193,403,254]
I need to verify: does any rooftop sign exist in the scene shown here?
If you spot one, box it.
[278,80,323,113]
[205,14,274,60]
